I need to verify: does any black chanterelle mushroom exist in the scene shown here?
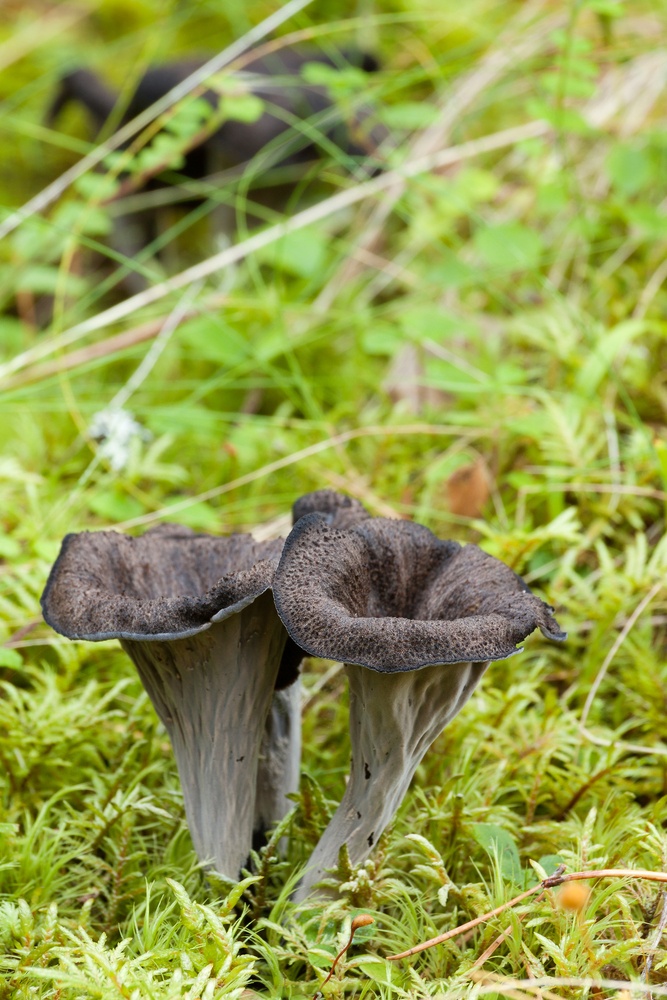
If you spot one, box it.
[271,512,566,899]
[40,523,301,880]
[252,490,372,849]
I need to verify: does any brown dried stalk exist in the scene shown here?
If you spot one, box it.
[387,868,667,961]
[6,294,227,389]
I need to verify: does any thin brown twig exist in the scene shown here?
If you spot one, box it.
[387,883,545,961]
[469,923,516,971]
[469,970,564,1000]
[387,868,667,961]
[9,319,169,386]
[2,619,42,648]
[469,888,549,971]
[6,295,233,389]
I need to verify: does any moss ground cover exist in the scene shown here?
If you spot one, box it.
[1,0,667,996]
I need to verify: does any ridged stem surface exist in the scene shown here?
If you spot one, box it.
[295,659,488,900]
[255,680,302,848]
[122,590,286,879]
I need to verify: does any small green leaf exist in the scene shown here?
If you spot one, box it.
[474,223,544,271]
[74,172,120,201]
[53,200,111,237]
[453,166,500,203]
[258,228,329,279]
[423,252,474,289]
[361,323,403,356]
[356,958,400,986]
[136,133,186,174]
[301,62,368,96]
[0,648,23,669]
[88,492,144,522]
[379,102,441,130]
[473,823,523,885]
[606,145,654,196]
[219,93,265,124]
[621,203,667,239]
[164,97,213,136]
[16,266,88,295]
[398,305,458,343]
[179,315,248,366]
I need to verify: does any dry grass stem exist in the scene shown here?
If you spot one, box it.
[388,869,667,961]
[313,3,562,312]
[475,977,667,998]
[0,120,548,387]
[113,423,481,530]
[0,0,315,241]
[470,972,667,999]
[0,4,92,72]
[580,581,663,729]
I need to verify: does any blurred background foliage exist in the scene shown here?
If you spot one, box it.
[1,0,667,996]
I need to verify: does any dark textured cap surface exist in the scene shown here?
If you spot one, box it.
[292,490,372,529]
[285,489,373,679]
[41,524,283,641]
[273,514,566,671]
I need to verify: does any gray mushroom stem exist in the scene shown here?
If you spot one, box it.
[293,660,487,901]
[123,590,287,880]
[255,680,302,847]
[40,524,307,878]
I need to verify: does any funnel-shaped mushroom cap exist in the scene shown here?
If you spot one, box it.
[273,514,565,670]
[40,523,290,881]
[252,491,373,848]
[41,523,282,641]
[273,513,566,900]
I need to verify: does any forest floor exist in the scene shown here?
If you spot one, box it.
[1,0,667,997]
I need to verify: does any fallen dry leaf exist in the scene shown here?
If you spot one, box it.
[446,458,491,518]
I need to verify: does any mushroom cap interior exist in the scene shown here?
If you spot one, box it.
[41,523,283,641]
[272,513,567,671]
